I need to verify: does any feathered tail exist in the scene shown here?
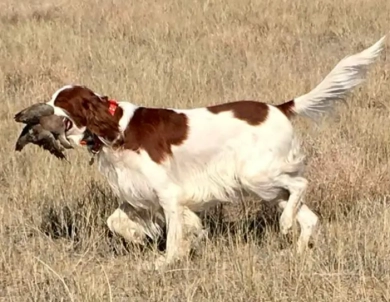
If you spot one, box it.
[277,35,387,120]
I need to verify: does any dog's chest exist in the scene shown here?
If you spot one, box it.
[96,150,158,210]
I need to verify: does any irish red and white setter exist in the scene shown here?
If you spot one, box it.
[35,36,385,268]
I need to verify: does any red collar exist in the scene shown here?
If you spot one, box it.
[108,99,118,116]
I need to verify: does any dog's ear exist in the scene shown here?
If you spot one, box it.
[81,94,120,143]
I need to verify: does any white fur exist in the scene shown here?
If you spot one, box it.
[48,36,386,268]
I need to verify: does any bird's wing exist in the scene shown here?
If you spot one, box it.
[15,124,33,151]
[14,103,54,125]
[34,128,67,160]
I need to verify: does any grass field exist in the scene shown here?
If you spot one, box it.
[1,0,390,301]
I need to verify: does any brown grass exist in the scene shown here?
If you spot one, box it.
[1,0,390,301]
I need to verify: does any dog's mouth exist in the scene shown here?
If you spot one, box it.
[61,117,80,148]
[63,117,73,132]
[80,130,95,146]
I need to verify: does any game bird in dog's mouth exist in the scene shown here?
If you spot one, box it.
[14,103,74,160]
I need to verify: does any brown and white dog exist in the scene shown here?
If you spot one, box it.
[35,36,385,268]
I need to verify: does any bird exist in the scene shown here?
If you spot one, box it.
[14,103,73,160]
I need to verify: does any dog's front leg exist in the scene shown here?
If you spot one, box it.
[156,186,185,269]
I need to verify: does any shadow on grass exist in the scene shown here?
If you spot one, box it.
[39,181,290,257]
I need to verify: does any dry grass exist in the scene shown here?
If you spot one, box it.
[0,0,390,301]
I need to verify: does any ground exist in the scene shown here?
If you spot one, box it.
[0,0,390,301]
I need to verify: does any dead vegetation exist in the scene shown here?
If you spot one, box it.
[0,0,390,301]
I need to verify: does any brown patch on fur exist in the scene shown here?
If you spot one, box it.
[52,86,188,163]
[119,107,189,163]
[275,100,295,118]
[53,86,123,142]
[207,101,269,125]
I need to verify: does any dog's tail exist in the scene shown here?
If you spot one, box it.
[276,35,387,120]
